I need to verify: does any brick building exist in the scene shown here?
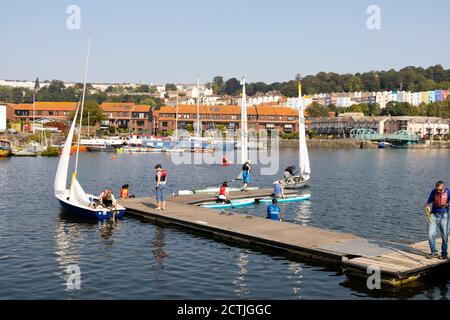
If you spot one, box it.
[154,104,304,135]
[6,102,152,133]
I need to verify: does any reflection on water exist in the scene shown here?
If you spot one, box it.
[292,200,312,226]
[287,262,303,299]
[151,226,167,282]
[233,252,250,297]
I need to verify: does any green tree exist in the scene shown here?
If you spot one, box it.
[34,77,40,91]
[69,100,106,126]
[212,76,224,95]
[165,83,177,91]
[306,102,329,118]
[224,78,240,96]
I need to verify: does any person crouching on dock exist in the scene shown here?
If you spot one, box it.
[217,182,231,204]
[273,180,286,199]
[120,184,135,199]
[425,181,450,259]
[155,164,167,210]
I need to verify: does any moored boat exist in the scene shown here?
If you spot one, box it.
[0,140,11,157]
[54,37,125,221]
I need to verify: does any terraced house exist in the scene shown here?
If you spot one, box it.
[154,105,304,135]
[5,102,152,132]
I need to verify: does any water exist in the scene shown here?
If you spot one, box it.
[0,148,449,299]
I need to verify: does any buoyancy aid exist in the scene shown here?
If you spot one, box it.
[434,190,449,208]
[219,185,227,196]
[156,169,167,182]
[120,188,128,198]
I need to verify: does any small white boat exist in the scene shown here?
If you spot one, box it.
[54,37,125,221]
[200,198,256,209]
[276,82,311,189]
[258,194,311,204]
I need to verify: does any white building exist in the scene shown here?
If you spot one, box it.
[0,104,6,131]
[411,92,421,106]
[397,91,412,104]
[336,97,352,108]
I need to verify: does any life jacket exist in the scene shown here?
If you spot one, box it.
[434,190,449,208]
[156,169,167,182]
[219,185,227,196]
[267,205,281,221]
[120,188,128,198]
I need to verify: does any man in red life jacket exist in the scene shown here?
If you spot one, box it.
[155,164,167,210]
[217,182,230,204]
[425,181,450,259]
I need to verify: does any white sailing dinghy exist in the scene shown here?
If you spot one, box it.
[279,83,311,189]
[54,37,125,220]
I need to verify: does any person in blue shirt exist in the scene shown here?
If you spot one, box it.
[425,181,450,259]
[266,198,281,221]
[273,180,286,199]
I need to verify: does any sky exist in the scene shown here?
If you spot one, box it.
[1,0,449,84]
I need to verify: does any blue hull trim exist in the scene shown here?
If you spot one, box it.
[59,200,125,221]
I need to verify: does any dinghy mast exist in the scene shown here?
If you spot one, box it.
[72,35,92,189]
[240,77,248,164]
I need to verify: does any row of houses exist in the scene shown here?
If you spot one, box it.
[286,90,450,109]
[2,101,448,138]
[312,113,449,138]
[2,102,302,135]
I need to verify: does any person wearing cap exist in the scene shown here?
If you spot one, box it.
[425,181,450,259]
[155,164,167,210]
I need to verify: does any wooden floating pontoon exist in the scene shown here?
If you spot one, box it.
[119,188,449,287]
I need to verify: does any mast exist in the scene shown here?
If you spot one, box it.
[175,92,179,141]
[240,77,248,164]
[196,76,201,137]
[298,78,303,173]
[73,35,92,181]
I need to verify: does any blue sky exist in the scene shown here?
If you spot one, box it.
[1,0,449,84]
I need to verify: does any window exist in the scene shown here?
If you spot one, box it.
[287,117,294,121]
[137,121,145,127]
[15,110,29,116]
[162,122,168,127]
[266,124,275,128]
[231,115,237,120]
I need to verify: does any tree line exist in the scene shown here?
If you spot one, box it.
[209,65,450,97]
[0,79,162,107]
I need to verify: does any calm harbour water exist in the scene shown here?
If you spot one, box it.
[0,147,449,300]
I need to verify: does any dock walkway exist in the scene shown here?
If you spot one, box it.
[120,189,449,287]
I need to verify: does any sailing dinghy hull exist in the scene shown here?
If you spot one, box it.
[57,192,125,221]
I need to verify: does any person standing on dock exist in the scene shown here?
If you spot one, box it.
[155,164,167,210]
[241,160,252,191]
[266,198,281,221]
[425,181,450,259]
